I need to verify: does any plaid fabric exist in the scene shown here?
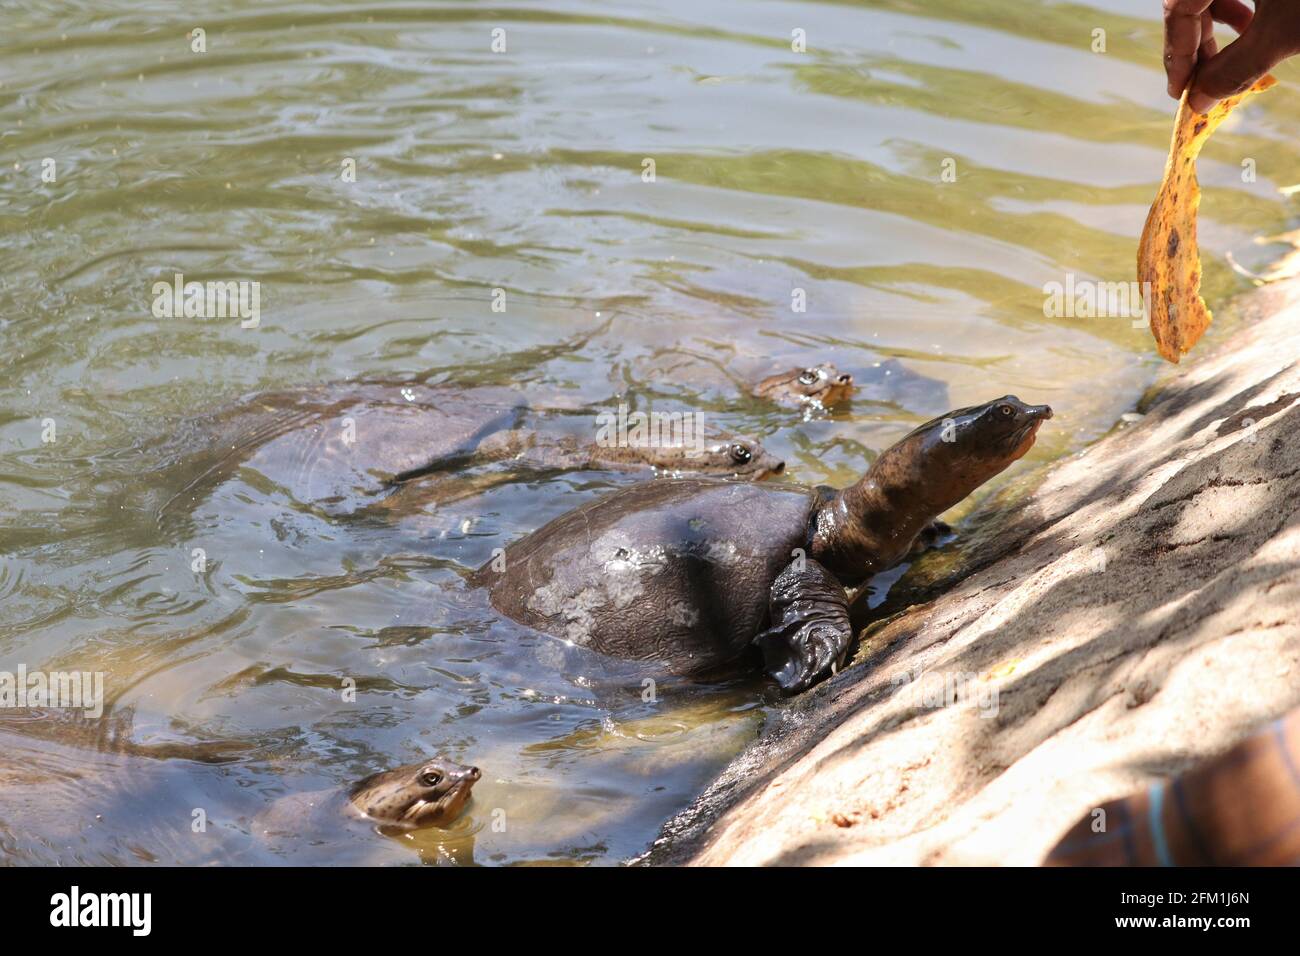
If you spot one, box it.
[1045,708,1300,866]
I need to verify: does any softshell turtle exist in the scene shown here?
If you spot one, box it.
[0,705,250,763]
[255,756,481,838]
[752,362,856,409]
[0,708,480,861]
[752,359,953,417]
[474,396,1052,693]
[619,353,854,411]
[159,382,782,518]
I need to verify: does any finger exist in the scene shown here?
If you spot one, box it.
[1165,0,1210,97]
[1209,0,1254,34]
[1189,29,1278,112]
[1199,12,1219,61]
[1164,0,1216,13]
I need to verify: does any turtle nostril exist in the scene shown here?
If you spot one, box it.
[838,374,852,384]
[467,766,481,781]
[772,461,786,474]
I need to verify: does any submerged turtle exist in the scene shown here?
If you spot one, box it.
[255,756,481,838]
[619,353,855,411]
[752,362,856,409]
[753,359,953,418]
[473,396,1052,693]
[0,708,480,862]
[157,382,782,518]
[0,705,250,764]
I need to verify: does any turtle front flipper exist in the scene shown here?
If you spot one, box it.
[756,558,852,694]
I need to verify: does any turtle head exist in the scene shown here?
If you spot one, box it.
[913,395,1052,507]
[348,757,481,830]
[699,435,786,479]
[813,395,1051,582]
[644,432,785,479]
[754,363,855,408]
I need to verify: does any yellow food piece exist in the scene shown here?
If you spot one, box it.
[1138,75,1276,363]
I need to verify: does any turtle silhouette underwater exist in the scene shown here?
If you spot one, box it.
[473,396,1052,693]
[0,708,481,862]
[752,359,952,417]
[154,381,783,519]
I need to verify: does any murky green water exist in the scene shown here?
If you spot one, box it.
[3,1,1300,865]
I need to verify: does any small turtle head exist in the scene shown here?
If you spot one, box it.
[755,363,855,408]
[348,757,481,830]
[915,395,1052,500]
[699,435,786,479]
[645,431,784,479]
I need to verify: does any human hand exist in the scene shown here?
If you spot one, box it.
[1164,0,1299,112]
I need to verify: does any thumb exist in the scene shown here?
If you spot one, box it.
[1189,29,1279,109]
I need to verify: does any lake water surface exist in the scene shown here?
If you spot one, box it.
[3,0,1300,864]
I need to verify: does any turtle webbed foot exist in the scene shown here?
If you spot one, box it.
[762,622,847,693]
[757,559,853,694]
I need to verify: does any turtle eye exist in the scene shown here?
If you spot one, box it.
[997,404,1014,418]
[419,771,442,787]
[729,443,753,464]
[798,368,819,386]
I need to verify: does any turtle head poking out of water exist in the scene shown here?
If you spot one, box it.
[477,394,1053,695]
[633,433,785,479]
[753,363,855,408]
[348,757,481,830]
